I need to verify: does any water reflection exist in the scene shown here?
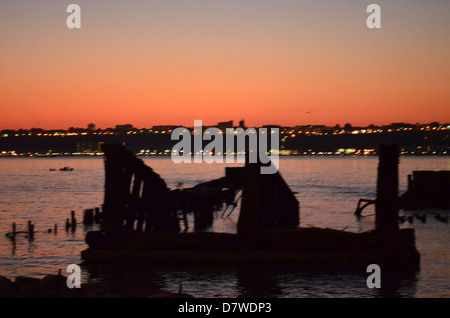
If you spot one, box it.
[81,262,418,298]
[236,266,283,298]
[10,239,16,256]
[376,267,418,298]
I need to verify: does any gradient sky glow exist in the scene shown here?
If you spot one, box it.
[1,0,449,129]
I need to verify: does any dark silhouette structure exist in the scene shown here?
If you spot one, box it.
[400,170,450,209]
[238,162,299,237]
[375,144,399,235]
[100,143,299,235]
[82,143,419,272]
[102,143,179,234]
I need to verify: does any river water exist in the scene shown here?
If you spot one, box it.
[0,157,448,297]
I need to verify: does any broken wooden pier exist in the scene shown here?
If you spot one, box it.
[81,144,419,271]
[400,170,450,209]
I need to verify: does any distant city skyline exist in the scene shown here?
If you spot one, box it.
[1,1,449,130]
[2,120,449,133]
[2,118,448,158]
[0,120,449,131]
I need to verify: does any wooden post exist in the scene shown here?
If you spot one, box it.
[238,133,265,237]
[71,211,77,229]
[10,223,17,240]
[83,209,94,225]
[376,144,399,235]
[182,210,188,231]
[102,144,127,233]
[27,221,34,241]
[89,209,94,224]
[194,203,214,230]
[407,174,412,190]
[238,162,299,237]
[94,207,101,223]
[238,162,264,237]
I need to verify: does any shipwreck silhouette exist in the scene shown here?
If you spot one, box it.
[82,143,420,271]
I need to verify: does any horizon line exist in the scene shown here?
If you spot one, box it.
[2,120,450,131]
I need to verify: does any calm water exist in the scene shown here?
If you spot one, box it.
[0,157,448,297]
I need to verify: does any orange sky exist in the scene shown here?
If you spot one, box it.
[1,1,449,130]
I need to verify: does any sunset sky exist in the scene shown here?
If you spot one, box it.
[1,0,449,130]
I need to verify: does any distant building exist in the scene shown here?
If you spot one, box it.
[115,124,134,133]
[310,125,326,133]
[97,142,104,152]
[263,124,281,130]
[76,141,94,153]
[88,123,96,131]
[217,120,233,132]
[391,123,415,129]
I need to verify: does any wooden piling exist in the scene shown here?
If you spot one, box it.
[182,210,188,231]
[102,144,128,233]
[94,207,102,223]
[238,163,264,237]
[27,221,34,240]
[194,204,214,230]
[375,144,399,235]
[70,211,77,229]
[237,131,299,237]
[9,223,17,240]
[238,161,299,237]
[83,209,94,225]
